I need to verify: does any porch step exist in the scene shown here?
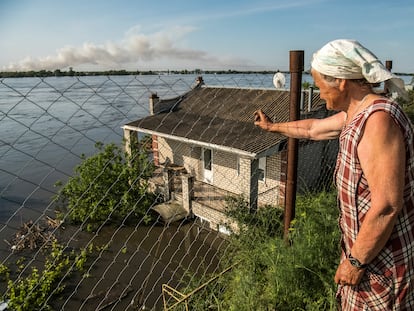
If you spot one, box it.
[152,201,188,223]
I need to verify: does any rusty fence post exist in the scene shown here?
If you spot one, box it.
[385,60,392,71]
[384,60,393,95]
[284,50,304,241]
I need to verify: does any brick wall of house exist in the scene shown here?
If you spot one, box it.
[152,135,159,166]
[238,157,251,196]
[213,150,284,207]
[259,154,284,207]
[157,137,173,165]
[213,150,244,195]
[157,137,284,207]
[191,198,238,233]
[157,135,338,209]
[280,150,287,206]
[184,146,202,178]
[157,137,202,179]
[156,136,338,231]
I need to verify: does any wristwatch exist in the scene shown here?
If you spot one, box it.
[348,254,368,269]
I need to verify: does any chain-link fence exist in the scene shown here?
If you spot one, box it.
[0,73,339,310]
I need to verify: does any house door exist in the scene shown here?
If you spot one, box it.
[202,148,213,184]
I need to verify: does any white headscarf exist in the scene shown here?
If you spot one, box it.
[311,39,407,100]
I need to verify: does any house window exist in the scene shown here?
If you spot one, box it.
[202,148,213,184]
[258,157,266,181]
[203,149,212,170]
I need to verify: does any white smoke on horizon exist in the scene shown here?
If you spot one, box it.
[3,26,249,71]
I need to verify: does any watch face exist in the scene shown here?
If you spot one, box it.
[348,257,366,269]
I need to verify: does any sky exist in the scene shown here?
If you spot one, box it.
[1,0,413,73]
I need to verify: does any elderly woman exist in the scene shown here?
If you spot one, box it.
[254,39,414,310]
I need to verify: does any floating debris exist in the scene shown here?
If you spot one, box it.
[0,300,8,311]
[45,215,64,229]
[4,217,62,252]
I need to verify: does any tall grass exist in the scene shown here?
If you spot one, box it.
[185,191,340,311]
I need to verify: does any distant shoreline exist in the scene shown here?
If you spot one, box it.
[0,69,286,78]
[1,69,412,79]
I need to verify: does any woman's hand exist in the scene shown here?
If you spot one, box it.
[334,259,366,286]
[254,109,272,131]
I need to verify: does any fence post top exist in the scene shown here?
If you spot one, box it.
[289,50,304,73]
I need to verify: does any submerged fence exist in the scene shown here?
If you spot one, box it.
[0,71,338,310]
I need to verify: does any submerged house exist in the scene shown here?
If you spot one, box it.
[123,77,337,231]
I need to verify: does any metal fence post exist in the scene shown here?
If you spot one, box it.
[284,50,304,241]
[384,60,393,95]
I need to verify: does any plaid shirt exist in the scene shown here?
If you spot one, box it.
[334,99,414,310]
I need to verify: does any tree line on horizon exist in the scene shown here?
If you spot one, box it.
[0,68,288,78]
[1,67,412,79]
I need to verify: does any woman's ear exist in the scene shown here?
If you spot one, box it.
[337,78,347,91]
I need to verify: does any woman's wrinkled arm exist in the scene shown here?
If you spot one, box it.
[254,109,345,140]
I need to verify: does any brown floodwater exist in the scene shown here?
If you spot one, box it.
[0,218,228,310]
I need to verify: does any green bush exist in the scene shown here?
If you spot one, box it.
[187,191,340,311]
[3,242,92,311]
[400,89,414,124]
[54,141,156,231]
[224,195,284,237]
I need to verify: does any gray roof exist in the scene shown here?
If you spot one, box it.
[124,84,327,158]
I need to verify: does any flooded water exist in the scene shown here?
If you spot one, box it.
[0,75,196,225]
[51,221,228,310]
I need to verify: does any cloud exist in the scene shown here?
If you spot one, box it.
[3,26,249,71]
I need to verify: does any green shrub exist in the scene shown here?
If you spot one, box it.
[400,89,414,124]
[54,141,156,231]
[224,195,284,237]
[187,191,340,311]
[3,242,92,311]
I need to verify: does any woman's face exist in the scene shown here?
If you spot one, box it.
[311,69,344,111]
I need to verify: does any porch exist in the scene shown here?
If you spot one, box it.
[148,167,238,231]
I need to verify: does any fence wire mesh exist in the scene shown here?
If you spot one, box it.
[0,73,337,310]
